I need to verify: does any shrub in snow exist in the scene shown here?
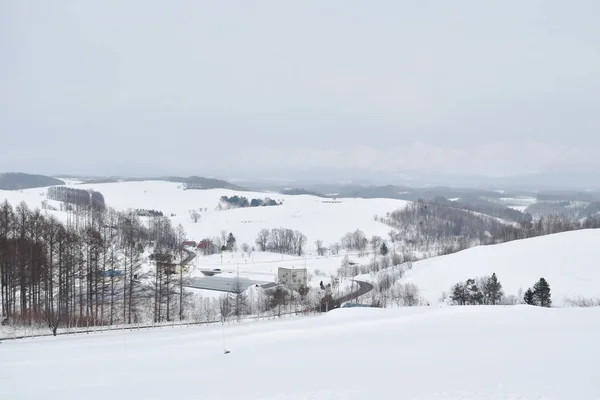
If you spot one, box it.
[392,283,422,307]
[500,294,520,306]
[563,296,600,307]
[390,252,403,266]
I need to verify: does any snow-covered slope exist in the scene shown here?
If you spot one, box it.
[1,180,408,251]
[1,306,599,399]
[402,229,600,306]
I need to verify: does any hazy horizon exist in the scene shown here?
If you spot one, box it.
[2,1,599,182]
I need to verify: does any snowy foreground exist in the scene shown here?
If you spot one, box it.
[2,306,599,400]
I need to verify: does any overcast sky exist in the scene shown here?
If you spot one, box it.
[1,1,599,181]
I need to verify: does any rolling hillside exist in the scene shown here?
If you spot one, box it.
[4,180,599,305]
[400,229,600,306]
[0,172,64,190]
[0,180,409,252]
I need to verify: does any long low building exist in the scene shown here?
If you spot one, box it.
[185,276,273,293]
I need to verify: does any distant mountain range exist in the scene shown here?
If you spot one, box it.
[0,173,248,191]
[3,170,599,206]
[107,176,245,191]
[0,173,65,190]
[229,168,600,192]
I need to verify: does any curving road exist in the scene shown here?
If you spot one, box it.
[312,279,374,312]
[334,280,374,307]
[181,248,196,266]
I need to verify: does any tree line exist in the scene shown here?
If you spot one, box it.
[255,228,307,256]
[0,198,190,334]
[449,274,551,307]
[449,273,505,305]
[219,195,281,209]
[47,186,106,212]
[134,209,164,217]
[433,195,532,223]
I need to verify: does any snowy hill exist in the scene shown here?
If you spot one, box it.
[401,229,600,306]
[1,306,599,399]
[0,180,408,251]
[0,172,64,190]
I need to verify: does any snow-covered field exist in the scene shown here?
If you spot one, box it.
[189,250,359,284]
[0,180,408,252]
[400,229,600,306]
[1,180,404,296]
[495,196,537,212]
[1,305,599,399]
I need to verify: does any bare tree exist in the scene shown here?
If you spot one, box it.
[231,279,247,321]
[45,295,61,336]
[315,240,325,256]
[394,283,421,306]
[189,210,201,223]
[219,294,231,323]
[330,242,341,255]
[241,243,250,255]
[202,297,215,323]
[370,235,383,263]
[255,229,270,251]
[220,231,228,249]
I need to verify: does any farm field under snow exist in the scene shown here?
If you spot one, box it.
[398,229,600,306]
[1,180,405,294]
[1,305,599,399]
[189,250,361,285]
[0,180,408,252]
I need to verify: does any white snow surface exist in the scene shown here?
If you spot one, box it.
[496,196,537,212]
[190,250,364,283]
[1,305,599,399]
[0,180,408,252]
[402,229,600,306]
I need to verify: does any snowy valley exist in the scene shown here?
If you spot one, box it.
[1,178,600,399]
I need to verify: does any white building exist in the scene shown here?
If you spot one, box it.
[277,267,307,290]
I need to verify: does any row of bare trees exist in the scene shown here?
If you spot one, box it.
[255,228,307,256]
[0,198,189,334]
[47,186,105,212]
[215,282,333,322]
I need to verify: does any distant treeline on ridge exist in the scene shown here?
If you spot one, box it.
[220,195,281,208]
[47,186,106,210]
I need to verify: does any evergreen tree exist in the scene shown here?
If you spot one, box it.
[466,279,484,305]
[380,242,389,256]
[450,282,468,305]
[533,278,551,307]
[297,285,310,298]
[226,233,236,250]
[523,288,535,305]
[270,287,287,317]
[483,273,504,305]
